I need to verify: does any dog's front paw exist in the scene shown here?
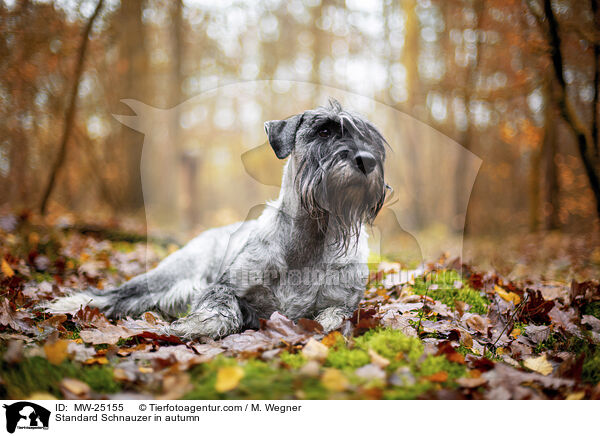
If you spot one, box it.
[167,311,241,340]
[315,307,348,332]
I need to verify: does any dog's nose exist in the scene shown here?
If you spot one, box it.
[353,151,377,175]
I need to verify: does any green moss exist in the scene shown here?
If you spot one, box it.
[382,382,434,400]
[280,351,306,369]
[0,356,121,399]
[582,302,600,319]
[412,270,489,314]
[513,322,528,333]
[418,354,466,380]
[354,328,424,368]
[326,346,370,369]
[184,357,328,400]
[32,271,54,283]
[112,241,136,253]
[565,336,600,385]
[582,347,600,385]
[533,331,561,354]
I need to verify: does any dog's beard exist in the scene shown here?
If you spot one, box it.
[296,155,386,254]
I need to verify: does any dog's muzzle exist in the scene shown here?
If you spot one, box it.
[352,150,377,175]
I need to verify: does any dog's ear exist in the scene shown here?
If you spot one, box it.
[264,114,303,159]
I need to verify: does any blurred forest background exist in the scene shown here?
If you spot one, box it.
[1,0,599,277]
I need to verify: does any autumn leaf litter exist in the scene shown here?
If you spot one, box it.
[1,221,600,399]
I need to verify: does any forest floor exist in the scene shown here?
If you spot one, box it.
[1,213,600,400]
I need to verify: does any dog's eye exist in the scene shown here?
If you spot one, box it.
[318,128,331,138]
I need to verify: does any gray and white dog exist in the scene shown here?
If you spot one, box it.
[48,100,388,339]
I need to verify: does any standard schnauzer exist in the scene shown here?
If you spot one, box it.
[48,99,388,339]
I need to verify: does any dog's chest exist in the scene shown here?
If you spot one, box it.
[240,265,324,320]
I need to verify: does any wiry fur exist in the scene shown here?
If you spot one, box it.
[46,100,388,339]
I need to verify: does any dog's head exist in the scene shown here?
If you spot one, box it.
[265,99,387,250]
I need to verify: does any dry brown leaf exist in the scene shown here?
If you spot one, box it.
[425,371,448,383]
[455,377,487,388]
[465,314,488,335]
[158,372,192,400]
[460,330,473,348]
[79,324,132,345]
[0,298,35,333]
[218,311,313,353]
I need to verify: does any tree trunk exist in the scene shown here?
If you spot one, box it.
[453,0,484,236]
[115,0,147,211]
[542,0,600,223]
[40,0,104,215]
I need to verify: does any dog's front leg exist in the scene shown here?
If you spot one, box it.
[167,285,249,340]
[315,306,352,332]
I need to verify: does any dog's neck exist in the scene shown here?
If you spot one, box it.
[274,159,329,266]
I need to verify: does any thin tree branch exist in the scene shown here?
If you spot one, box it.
[541,0,600,222]
[39,0,104,215]
[593,0,600,157]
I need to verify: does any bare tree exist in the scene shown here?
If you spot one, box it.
[40,0,104,215]
[534,0,600,222]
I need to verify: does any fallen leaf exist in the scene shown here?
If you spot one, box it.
[26,392,57,400]
[524,325,551,344]
[566,391,586,400]
[1,259,14,277]
[494,285,521,305]
[425,371,448,383]
[465,314,488,335]
[44,339,69,365]
[524,355,553,376]
[582,315,600,333]
[60,378,90,399]
[380,311,418,337]
[459,330,473,348]
[79,324,132,345]
[67,341,96,362]
[0,298,35,333]
[297,318,323,333]
[4,340,24,364]
[299,360,321,377]
[522,290,554,324]
[321,368,349,392]
[321,331,342,347]
[83,356,109,365]
[218,312,313,353]
[158,372,192,400]
[215,366,245,393]
[302,338,329,361]
[436,341,465,364]
[368,348,390,368]
[455,377,487,388]
[355,364,386,380]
